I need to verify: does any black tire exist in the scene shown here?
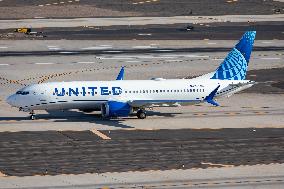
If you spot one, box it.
[137,110,147,119]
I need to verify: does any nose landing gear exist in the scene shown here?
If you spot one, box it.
[29,111,35,120]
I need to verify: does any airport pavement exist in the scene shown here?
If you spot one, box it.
[0,128,283,176]
[1,21,284,40]
[0,15,284,30]
[0,0,283,19]
[0,164,283,189]
[0,37,283,188]
[0,93,283,131]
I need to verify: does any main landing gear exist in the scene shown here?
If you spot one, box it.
[136,109,147,119]
[29,111,35,120]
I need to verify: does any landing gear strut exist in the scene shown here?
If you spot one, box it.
[29,111,35,120]
[136,109,147,119]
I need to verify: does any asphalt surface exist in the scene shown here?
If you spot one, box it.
[0,128,283,177]
[1,22,284,40]
[0,0,283,19]
[0,46,283,57]
[246,68,284,94]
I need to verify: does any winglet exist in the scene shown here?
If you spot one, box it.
[116,67,125,80]
[205,85,220,106]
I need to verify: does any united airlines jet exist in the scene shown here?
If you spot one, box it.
[6,31,256,120]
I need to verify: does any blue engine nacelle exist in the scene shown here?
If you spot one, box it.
[101,101,131,117]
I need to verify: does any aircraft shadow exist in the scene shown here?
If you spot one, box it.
[0,109,182,129]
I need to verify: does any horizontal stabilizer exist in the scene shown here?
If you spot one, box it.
[205,85,220,106]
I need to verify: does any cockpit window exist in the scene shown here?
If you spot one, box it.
[16,91,29,95]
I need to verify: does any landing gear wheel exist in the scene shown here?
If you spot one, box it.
[137,110,147,119]
[30,115,35,120]
[29,111,35,120]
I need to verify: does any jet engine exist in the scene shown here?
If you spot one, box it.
[101,101,131,117]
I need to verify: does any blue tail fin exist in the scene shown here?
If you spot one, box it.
[211,31,256,80]
[116,67,125,80]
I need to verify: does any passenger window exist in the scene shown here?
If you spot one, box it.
[156,90,159,93]
[193,89,195,92]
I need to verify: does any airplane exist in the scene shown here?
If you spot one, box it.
[6,31,256,120]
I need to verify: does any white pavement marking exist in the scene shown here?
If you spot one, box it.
[260,57,281,60]
[48,48,61,50]
[261,41,273,44]
[81,46,112,50]
[183,55,209,58]
[211,58,224,61]
[34,63,55,65]
[125,60,141,63]
[96,57,133,60]
[160,54,208,58]
[138,33,152,36]
[125,55,174,59]
[90,129,111,140]
[207,42,217,45]
[166,59,183,62]
[0,46,8,49]
[99,45,113,47]
[132,46,157,49]
[0,64,9,66]
[59,51,76,54]
[154,49,174,52]
[77,61,95,64]
[103,50,122,53]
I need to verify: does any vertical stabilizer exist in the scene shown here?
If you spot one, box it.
[211,31,256,80]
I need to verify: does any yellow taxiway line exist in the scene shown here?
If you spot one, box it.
[201,162,234,168]
[90,129,111,140]
[0,171,7,177]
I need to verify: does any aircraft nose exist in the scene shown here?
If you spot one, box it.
[6,95,16,106]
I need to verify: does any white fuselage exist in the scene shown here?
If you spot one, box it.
[6,78,254,112]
